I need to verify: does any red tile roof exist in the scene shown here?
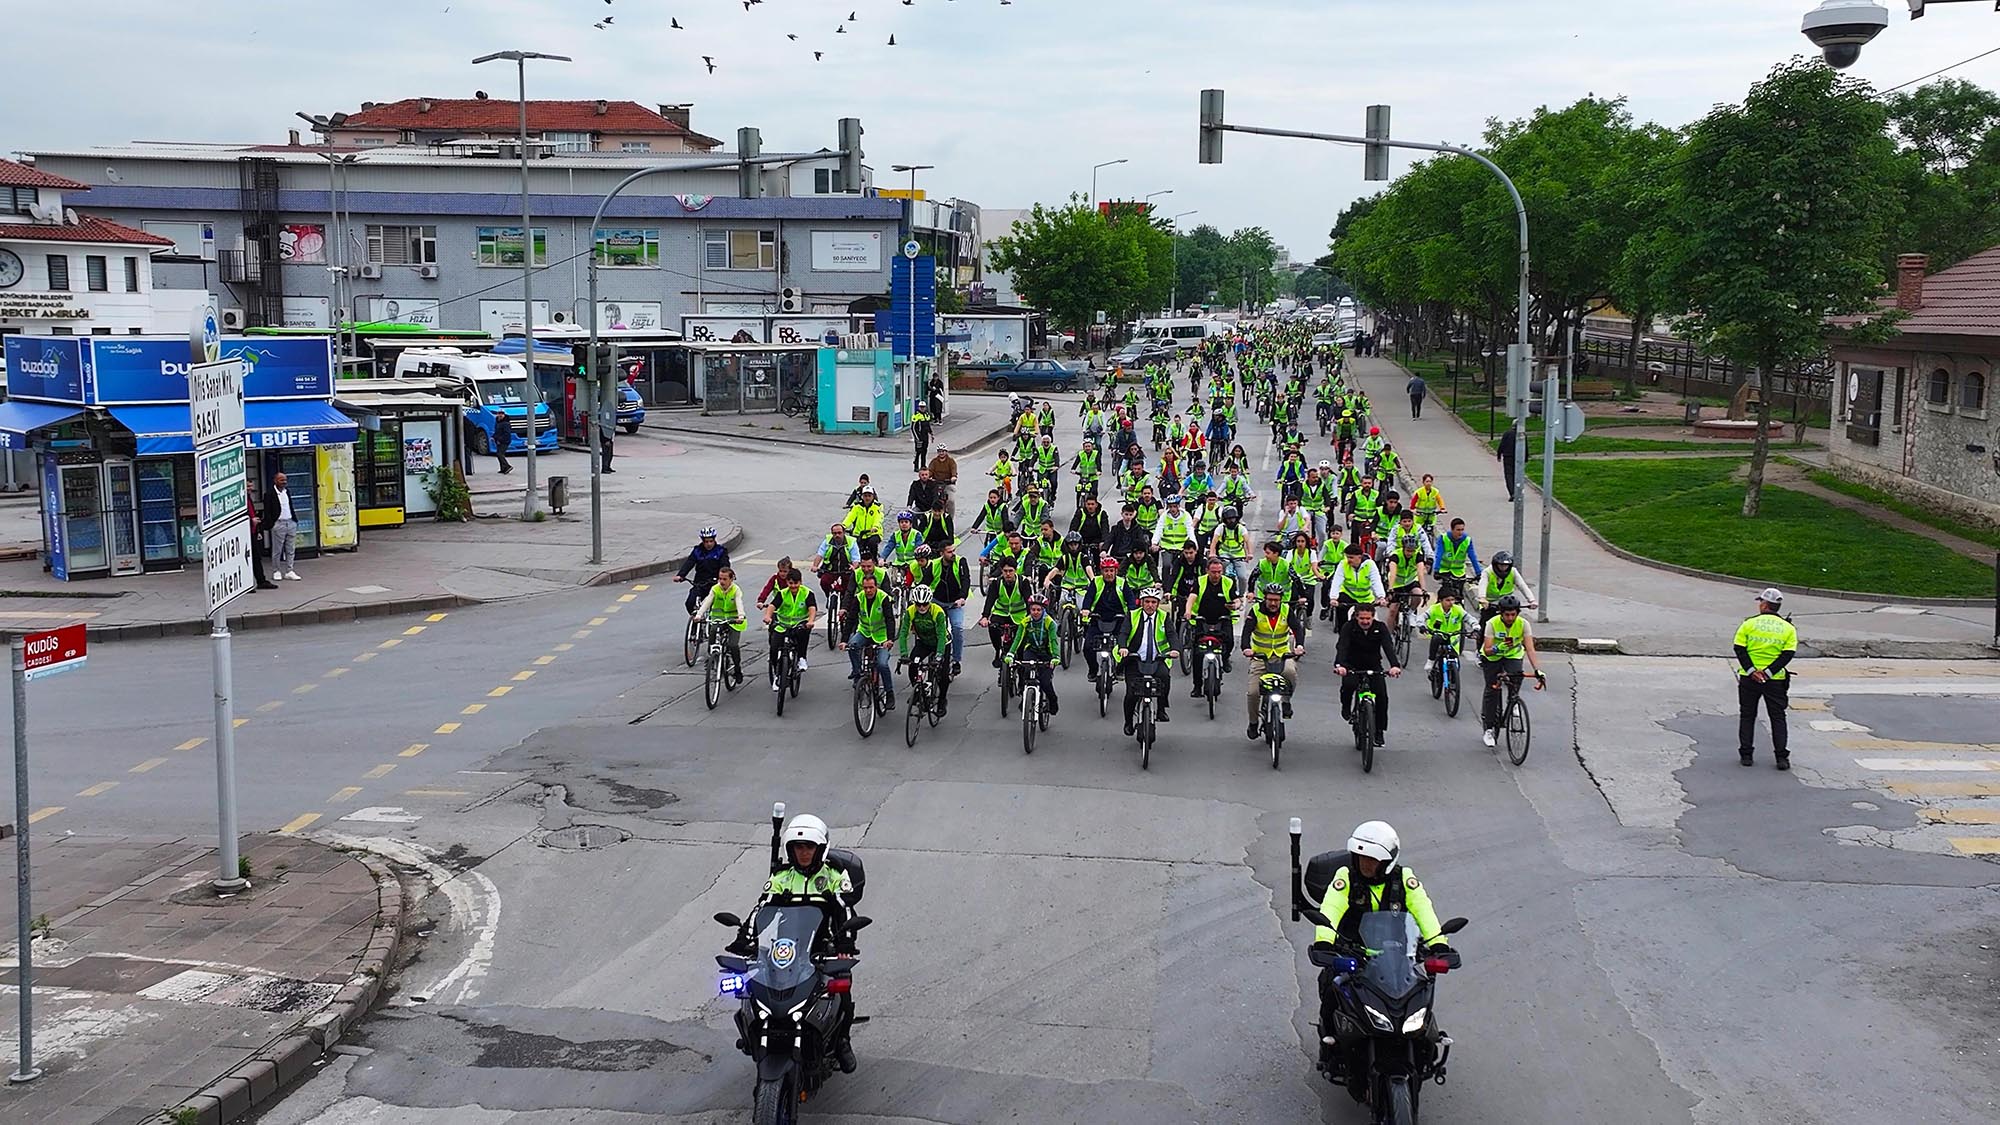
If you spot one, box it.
[0,214,173,246]
[0,158,89,191]
[336,98,720,146]
[1897,245,2000,339]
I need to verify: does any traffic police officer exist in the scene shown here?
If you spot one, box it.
[1733,587,1799,769]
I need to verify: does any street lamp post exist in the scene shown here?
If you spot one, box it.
[1090,158,1128,208]
[891,164,934,398]
[1168,209,1198,315]
[295,113,352,363]
[474,49,570,520]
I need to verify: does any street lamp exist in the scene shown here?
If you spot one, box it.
[1168,209,1197,315]
[890,164,934,404]
[1090,158,1128,207]
[295,112,353,364]
[473,49,571,520]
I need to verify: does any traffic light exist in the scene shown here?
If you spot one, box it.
[1364,105,1392,181]
[738,126,763,199]
[838,117,864,192]
[1199,89,1225,165]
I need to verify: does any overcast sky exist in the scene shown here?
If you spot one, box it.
[7,1,1996,257]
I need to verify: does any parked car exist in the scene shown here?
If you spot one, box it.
[617,380,647,433]
[1109,343,1176,368]
[985,358,1088,393]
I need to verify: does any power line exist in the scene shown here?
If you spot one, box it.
[1881,43,2000,93]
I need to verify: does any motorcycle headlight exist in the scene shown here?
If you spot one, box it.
[754,1001,771,1020]
[1363,1005,1394,1032]
[1402,1008,1428,1034]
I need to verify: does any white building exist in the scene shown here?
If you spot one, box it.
[0,159,206,340]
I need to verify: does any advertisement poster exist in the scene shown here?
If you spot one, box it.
[811,230,882,272]
[85,336,332,404]
[595,301,664,331]
[770,318,848,346]
[594,229,661,268]
[3,336,88,402]
[282,296,332,329]
[365,297,441,328]
[943,317,1027,365]
[683,317,765,344]
[476,226,548,266]
[315,444,357,549]
[403,434,435,473]
[479,300,551,338]
[278,224,326,265]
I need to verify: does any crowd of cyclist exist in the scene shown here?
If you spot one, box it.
[678,318,1549,750]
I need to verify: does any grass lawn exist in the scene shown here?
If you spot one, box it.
[1493,435,1765,455]
[1552,458,1994,598]
[1802,469,2000,552]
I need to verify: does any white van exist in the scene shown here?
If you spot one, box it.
[1134,317,1230,350]
[391,348,556,454]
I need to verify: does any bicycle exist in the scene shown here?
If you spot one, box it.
[1193,627,1228,720]
[993,621,1020,717]
[1058,598,1083,671]
[1426,627,1467,719]
[1093,631,1117,718]
[850,640,890,739]
[1014,659,1051,754]
[771,630,803,717]
[780,384,815,418]
[904,655,944,747]
[820,575,851,651]
[1128,657,1171,770]
[1489,666,1544,765]
[1389,587,1428,666]
[683,613,707,668]
[1348,672,1382,774]
[702,618,743,710]
[1257,671,1290,769]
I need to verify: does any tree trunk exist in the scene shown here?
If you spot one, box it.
[1741,364,1772,518]
[1624,310,1644,396]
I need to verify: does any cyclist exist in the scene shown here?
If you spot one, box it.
[886,511,924,576]
[842,487,886,559]
[1431,518,1482,603]
[1274,496,1312,546]
[812,523,859,600]
[841,569,898,710]
[1107,502,1148,560]
[1183,556,1240,682]
[1478,594,1546,748]
[1242,582,1303,739]
[1477,551,1538,630]
[1302,465,1336,544]
[988,529,1030,580]
[1421,587,1468,673]
[1194,493,1225,555]
[1385,508,1432,565]
[763,565,818,688]
[1082,558,1129,680]
[1333,602,1401,747]
[674,526,732,615]
[695,566,748,689]
[1005,593,1063,714]
[1070,495,1110,559]
[1284,531,1321,639]
[1328,541,1386,635]
[921,540,972,675]
[978,558,1033,668]
[1376,442,1402,483]
[902,585,954,714]
[1116,586,1180,734]
[1154,495,1197,556]
[1015,486,1051,538]
[974,490,1013,559]
[990,448,1016,503]
[1133,486,1163,539]
[1072,440,1102,499]
[1411,474,1446,533]
[1051,531,1094,603]
[1035,433,1062,498]
[1384,526,1429,638]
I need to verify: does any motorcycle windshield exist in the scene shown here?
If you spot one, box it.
[751,903,825,993]
[1355,911,1425,999]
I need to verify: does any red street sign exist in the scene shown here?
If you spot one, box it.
[22,623,86,682]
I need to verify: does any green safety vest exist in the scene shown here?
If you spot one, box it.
[1248,606,1292,657]
[992,578,1029,623]
[1009,615,1060,659]
[1487,615,1527,660]
[773,585,813,629]
[889,529,922,563]
[1340,561,1376,601]
[708,585,747,631]
[977,503,1009,534]
[1437,535,1473,577]
[1076,448,1100,477]
[1489,569,1519,599]
[1255,557,1292,592]
[1391,548,1424,584]
[1303,479,1333,509]
[1158,513,1192,551]
[1425,603,1466,639]
[1216,525,1248,558]
[1038,446,1059,470]
[854,588,891,644]
[1196,505,1222,535]
[1135,502,1161,531]
[1734,613,1798,679]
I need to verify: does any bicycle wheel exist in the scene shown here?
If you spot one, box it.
[1098,669,1111,718]
[1268,704,1284,770]
[1059,613,1075,671]
[704,649,722,710]
[1357,704,1376,774]
[1022,688,1037,754]
[1505,694,1531,765]
[1429,659,1444,700]
[905,689,923,747]
[999,664,1012,717]
[775,657,789,716]
[1139,704,1153,771]
[853,676,877,738]
[683,620,700,667]
[824,607,839,651]
[1443,662,1461,719]
[1206,666,1217,721]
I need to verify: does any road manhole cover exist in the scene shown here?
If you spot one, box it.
[543,825,632,851]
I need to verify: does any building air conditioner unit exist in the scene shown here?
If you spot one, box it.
[417,265,440,280]
[219,307,247,330]
[358,263,383,279]
[779,286,804,313]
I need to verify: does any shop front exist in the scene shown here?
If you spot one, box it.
[332,384,465,527]
[695,343,819,416]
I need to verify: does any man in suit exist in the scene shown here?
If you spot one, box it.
[261,473,302,581]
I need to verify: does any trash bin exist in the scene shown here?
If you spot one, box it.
[1682,402,1701,425]
[876,412,889,436]
[548,475,569,514]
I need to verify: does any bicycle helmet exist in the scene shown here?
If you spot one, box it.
[1261,582,1286,597]
[1369,426,1380,436]
[1026,593,1048,608]
[1165,494,1184,505]
[1099,558,1120,572]
[782,814,831,870]
[1496,595,1522,612]
[1059,531,1081,547]
[699,526,719,538]
[915,544,933,557]
[1222,506,1240,520]
[1491,551,1514,570]
[897,510,916,523]
[1140,585,1165,601]
[910,585,934,605]
[1346,820,1400,877]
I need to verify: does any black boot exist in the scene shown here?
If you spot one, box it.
[834,1035,858,1074]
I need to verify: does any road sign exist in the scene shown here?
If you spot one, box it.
[21,624,86,682]
[195,442,248,532]
[191,301,221,365]
[903,239,920,259]
[189,359,246,448]
[202,515,254,616]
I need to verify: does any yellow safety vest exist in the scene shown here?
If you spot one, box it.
[1249,607,1292,658]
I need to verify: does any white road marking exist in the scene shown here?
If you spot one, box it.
[1808,719,1871,732]
[321,832,502,1008]
[1855,758,2000,772]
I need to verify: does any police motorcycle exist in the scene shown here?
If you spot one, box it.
[1287,818,1467,1125]
[713,804,872,1125]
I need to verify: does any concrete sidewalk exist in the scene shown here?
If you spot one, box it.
[641,391,1015,457]
[0,833,403,1125]
[0,440,741,639]
[1352,356,1995,657]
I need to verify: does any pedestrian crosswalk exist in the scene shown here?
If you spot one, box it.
[1820,715,2000,858]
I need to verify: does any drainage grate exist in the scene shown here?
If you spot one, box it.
[541,825,632,851]
[137,968,339,1014]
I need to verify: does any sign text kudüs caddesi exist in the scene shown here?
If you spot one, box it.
[22,623,87,682]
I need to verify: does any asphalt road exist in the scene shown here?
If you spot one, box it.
[7,369,1995,1125]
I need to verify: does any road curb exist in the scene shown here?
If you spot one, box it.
[147,853,407,1125]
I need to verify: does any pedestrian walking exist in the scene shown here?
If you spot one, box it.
[927,374,946,421]
[1497,423,1518,501]
[911,405,933,472]
[600,424,616,474]
[1734,588,1799,770]
[262,472,302,581]
[492,412,516,474]
[1406,372,1428,419]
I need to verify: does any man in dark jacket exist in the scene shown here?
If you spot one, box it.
[1333,603,1402,745]
[1106,502,1147,560]
[906,470,939,515]
[1496,423,1517,501]
[492,410,516,474]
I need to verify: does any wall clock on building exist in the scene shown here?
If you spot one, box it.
[0,249,23,288]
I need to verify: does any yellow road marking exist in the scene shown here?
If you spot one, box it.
[1789,697,1830,711]
[28,807,62,824]
[329,787,363,802]
[487,686,512,697]
[461,703,486,715]
[1920,807,2000,825]
[602,605,622,614]
[1948,837,2000,856]
[434,722,461,734]
[279,813,321,834]
[533,655,556,666]
[378,638,402,650]
[399,743,429,758]
[588,617,608,627]
[175,737,207,751]
[1836,737,2000,753]
[405,788,470,797]
[617,594,638,603]
[1883,781,2000,797]
[233,717,250,728]
[129,758,169,773]
[293,683,318,695]
[404,626,427,636]
[632,583,650,591]
[426,613,449,622]
[355,651,379,663]
[325,667,349,678]
[77,782,117,797]
[573,629,594,638]
[511,670,536,681]
[256,701,286,713]
[553,643,574,652]
[362,764,396,780]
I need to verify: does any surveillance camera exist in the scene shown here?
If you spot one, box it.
[1802,0,1889,69]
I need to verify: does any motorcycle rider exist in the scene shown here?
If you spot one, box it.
[733,813,861,1073]
[1311,820,1455,1081]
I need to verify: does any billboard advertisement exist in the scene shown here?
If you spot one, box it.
[2,336,88,402]
[365,297,441,328]
[683,317,765,344]
[278,224,327,265]
[942,316,1027,365]
[87,337,334,404]
[770,317,848,346]
[595,301,664,331]
[811,230,882,272]
[593,228,661,268]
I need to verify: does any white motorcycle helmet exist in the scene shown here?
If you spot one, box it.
[1346,820,1401,878]
[783,814,830,870]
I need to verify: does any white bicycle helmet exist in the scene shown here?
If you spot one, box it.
[1140,585,1166,601]
[1346,820,1401,876]
[910,584,934,606]
[782,814,830,868]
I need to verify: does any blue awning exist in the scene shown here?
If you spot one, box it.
[108,401,358,455]
[0,400,86,449]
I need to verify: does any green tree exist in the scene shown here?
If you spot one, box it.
[987,195,1128,335]
[1884,79,2000,270]
[1666,58,1903,517]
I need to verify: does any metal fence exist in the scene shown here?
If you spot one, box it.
[1576,335,1833,414]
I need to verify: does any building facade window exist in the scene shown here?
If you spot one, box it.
[366,225,438,265]
[354,138,387,148]
[1927,368,1952,407]
[1961,371,1987,414]
[813,168,845,194]
[45,254,68,290]
[704,229,777,271]
[619,140,652,153]
[3,186,36,215]
[476,226,547,267]
[124,256,141,292]
[85,255,108,291]
[544,131,592,153]
[594,228,660,268]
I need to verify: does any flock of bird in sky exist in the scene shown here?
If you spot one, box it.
[586,0,1016,73]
